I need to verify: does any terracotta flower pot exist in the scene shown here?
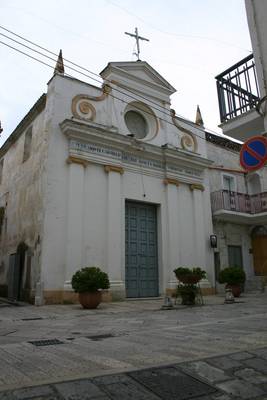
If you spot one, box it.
[181,291,196,305]
[226,284,241,298]
[78,291,102,309]
[176,275,201,284]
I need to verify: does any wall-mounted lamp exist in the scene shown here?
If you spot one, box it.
[210,234,217,248]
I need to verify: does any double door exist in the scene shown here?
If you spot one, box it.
[125,202,158,298]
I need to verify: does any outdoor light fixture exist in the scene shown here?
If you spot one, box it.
[210,234,217,248]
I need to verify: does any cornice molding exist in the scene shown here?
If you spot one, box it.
[60,119,213,186]
[60,118,212,169]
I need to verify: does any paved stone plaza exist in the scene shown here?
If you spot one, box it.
[0,293,267,399]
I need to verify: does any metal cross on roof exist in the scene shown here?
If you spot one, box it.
[125,27,149,61]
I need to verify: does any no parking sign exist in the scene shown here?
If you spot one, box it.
[240,136,267,171]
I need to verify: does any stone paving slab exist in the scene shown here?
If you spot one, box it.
[2,347,267,399]
[216,379,265,399]
[179,361,231,384]
[229,351,254,361]
[0,294,267,397]
[179,347,267,399]
[92,374,161,400]
[206,356,242,370]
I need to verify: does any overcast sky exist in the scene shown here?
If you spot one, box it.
[0,0,251,146]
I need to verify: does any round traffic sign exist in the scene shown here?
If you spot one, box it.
[240,135,267,171]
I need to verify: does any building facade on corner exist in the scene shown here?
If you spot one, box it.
[208,0,267,292]
[0,60,215,304]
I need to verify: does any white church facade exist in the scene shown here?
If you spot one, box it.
[0,59,216,304]
[3,0,267,304]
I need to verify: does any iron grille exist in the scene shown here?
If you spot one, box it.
[215,54,260,122]
[28,339,64,346]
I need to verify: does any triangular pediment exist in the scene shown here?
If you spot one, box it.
[100,61,176,97]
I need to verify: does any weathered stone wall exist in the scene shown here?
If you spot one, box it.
[0,108,48,301]
[213,220,253,276]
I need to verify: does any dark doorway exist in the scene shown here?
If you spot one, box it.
[8,243,30,301]
[228,245,243,269]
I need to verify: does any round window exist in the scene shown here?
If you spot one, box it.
[124,110,148,139]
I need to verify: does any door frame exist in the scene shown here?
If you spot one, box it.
[125,199,160,298]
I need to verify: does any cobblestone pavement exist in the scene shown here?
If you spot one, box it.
[0,293,267,399]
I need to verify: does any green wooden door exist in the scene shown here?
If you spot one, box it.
[125,202,158,298]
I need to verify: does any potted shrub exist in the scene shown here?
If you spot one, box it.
[218,267,246,298]
[174,267,206,284]
[71,266,110,309]
[173,267,206,305]
[176,284,198,305]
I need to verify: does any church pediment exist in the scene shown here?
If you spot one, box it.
[100,61,176,97]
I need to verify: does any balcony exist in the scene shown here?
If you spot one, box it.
[211,190,267,224]
[215,54,264,141]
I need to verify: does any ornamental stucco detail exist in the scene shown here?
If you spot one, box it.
[71,84,111,121]
[170,109,198,153]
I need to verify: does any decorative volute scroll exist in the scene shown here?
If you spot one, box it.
[71,84,111,121]
[170,109,198,153]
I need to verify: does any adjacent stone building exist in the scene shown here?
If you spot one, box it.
[208,0,267,291]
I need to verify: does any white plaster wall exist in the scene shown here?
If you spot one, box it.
[202,170,216,285]
[207,140,267,194]
[245,0,267,99]
[207,141,247,193]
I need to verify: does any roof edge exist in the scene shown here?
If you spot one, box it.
[100,61,176,93]
[205,131,242,152]
[0,93,46,158]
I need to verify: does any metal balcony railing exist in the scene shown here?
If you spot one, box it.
[211,190,267,214]
[215,54,260,123]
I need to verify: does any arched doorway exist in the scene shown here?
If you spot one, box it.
[251,226,267,276]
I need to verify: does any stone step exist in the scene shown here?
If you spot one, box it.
[245,276,266,292]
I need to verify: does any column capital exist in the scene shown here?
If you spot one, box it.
[104,165,124,174]
[66,156,90,167]
[163,177,180,186]
[190,183,205,191]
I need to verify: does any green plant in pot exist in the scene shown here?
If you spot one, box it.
[71,266,110,309]
[218,266,246,298]
[173,267,206,305]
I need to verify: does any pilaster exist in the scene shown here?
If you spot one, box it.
[105,166,125,299]
[191,186,206,269]
[165,180,181,290]
[64,160,87,288]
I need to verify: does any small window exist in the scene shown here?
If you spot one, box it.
[124,110,148,139]
[23,127,32,162]
[223,174,235,192]
[0,159,3,184]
